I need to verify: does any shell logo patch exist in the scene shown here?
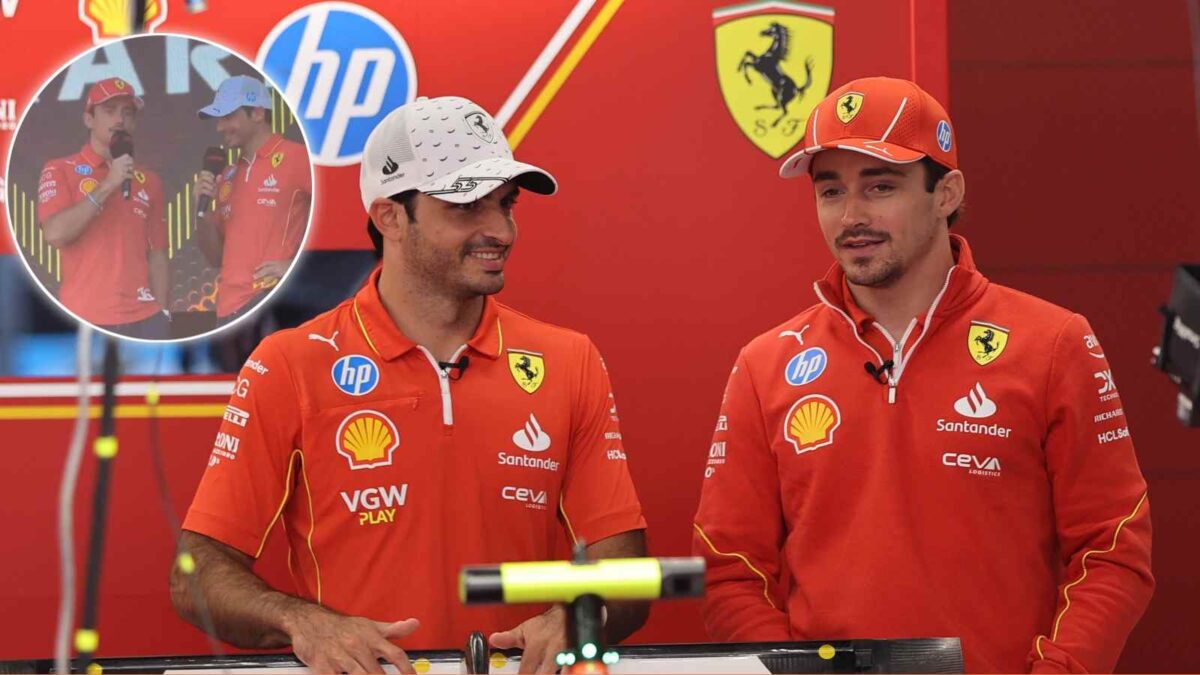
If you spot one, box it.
[783,393,841,455]
[337,410,399,470]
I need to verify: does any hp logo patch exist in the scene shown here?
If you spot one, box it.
[785,347,828,386]
[936,120,953,152]
[332,355,380,396]
[257,3,417,167]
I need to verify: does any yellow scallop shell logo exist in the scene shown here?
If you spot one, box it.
[783,394,841,455]
[336,410,400,470]
[81,0,165,39]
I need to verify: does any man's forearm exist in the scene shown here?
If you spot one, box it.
[195,213,224,266]
[42,184,114,247]
[604,600,650,644]
[585,530,651,643]
[170,532,313,649]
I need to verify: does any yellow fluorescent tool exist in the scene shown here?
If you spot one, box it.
[460,557,704,605]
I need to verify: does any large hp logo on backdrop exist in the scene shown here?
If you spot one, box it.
[257,3,417,166]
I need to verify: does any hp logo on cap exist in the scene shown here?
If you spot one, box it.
[258,3,417,167]
[332,355,381,396]
[936,120,952,153]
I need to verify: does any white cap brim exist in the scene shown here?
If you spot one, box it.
[416,156,557,204]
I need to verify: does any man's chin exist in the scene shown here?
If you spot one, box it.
[469,273,505,296]
[843,260,899,288]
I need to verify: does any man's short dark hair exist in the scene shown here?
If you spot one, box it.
[239,106,268,123]
[920,156,961,227]
[366,190,418,259]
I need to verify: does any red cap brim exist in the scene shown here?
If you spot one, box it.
[780,139,925,178]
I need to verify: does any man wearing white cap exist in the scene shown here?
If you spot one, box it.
[193,75,311,325]
[172,96,648,673]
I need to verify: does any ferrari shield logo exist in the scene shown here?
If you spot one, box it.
[508,350,545,394]
[271,152,285,168]
[713,1,835,159]
[968,321,1010,366]
[836,92,863,123]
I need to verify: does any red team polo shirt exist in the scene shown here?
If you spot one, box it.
[183,268,646,648]
[37,144,166,326]
[212,135,311,318]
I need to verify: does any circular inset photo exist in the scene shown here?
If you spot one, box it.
[6,33,314,341]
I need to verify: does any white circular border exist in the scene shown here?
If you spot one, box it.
[3,31,319,345]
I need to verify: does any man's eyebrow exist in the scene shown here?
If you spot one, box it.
[859,165,906,178]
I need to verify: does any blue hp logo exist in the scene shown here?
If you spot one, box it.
[257,3,417,166]
[332,355,380,396]
[785,348,827,386]
[936,120,953,152]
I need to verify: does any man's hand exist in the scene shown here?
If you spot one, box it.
[253,260,289,288]
[489,606,567,674]
[285,605,420,674]
[98,154,134,198]
[194,170,217,206]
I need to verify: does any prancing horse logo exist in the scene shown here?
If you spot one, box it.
[507,350,546,394]
[737,22,816,128]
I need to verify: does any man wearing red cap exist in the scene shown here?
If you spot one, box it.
[693,77,1152,673]
[37,76,169,338]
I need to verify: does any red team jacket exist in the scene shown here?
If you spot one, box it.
[183,268,646,648]
[693,235,1152,672]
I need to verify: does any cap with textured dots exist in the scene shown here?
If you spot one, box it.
[359,96,557,212]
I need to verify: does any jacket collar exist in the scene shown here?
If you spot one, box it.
[350,267,504,362]
[813,234,989,333]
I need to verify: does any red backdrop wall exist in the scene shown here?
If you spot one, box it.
[949,1,1200,671]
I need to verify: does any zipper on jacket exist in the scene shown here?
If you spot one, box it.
[814,265,959,406]
[416,345,467,428]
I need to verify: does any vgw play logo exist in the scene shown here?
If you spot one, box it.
[257,3,417,167]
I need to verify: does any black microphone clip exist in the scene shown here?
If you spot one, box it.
[438,355,470,381]
[864,359,895,384]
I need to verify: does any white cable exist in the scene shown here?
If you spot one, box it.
[55,325,93,674]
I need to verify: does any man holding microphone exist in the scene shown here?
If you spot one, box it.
[193,75,311,326]
[38,77,169,338]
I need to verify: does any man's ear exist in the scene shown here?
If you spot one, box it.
[368,198,406,246]
[937,169,965,219]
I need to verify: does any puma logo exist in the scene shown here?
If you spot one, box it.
[308,331,339,352]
